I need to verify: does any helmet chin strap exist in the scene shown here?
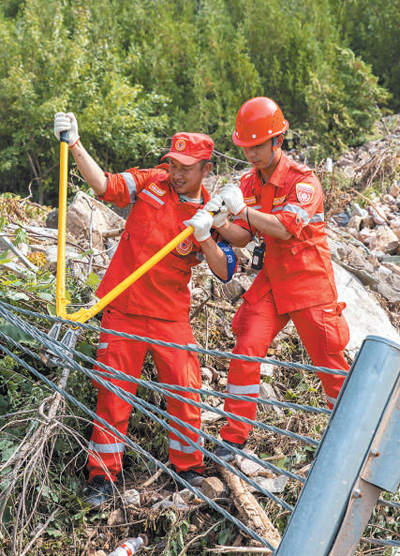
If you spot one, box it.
[266,136,278,168]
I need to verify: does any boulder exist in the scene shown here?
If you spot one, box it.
[67,191,126,250]
[333,262,400,360]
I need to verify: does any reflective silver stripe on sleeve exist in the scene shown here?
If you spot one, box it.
[121,172,137,202]
[326,395,336,406]
[273,203,310,224]
[226,383,260,395]
[143,189,165,206]
[169,438,203,453]
[98,343,108,350]
[310,212,324,223]
[89,441,125,454]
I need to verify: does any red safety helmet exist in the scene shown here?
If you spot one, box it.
[232,97,289,147]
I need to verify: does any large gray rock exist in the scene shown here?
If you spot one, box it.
[333,261,400,360]
[67,191,126,250]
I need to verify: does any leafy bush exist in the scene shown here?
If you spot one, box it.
[0,0,396,201]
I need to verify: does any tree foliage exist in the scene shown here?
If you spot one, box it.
[0,0,395,203]
[334,0,400,111]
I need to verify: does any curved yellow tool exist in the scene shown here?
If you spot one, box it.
[54,132,196,324]
[69,224,194,324]
[46,132,197,365]
[56,131,70,318]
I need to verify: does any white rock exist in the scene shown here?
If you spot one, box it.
[356,227,374,245]
[235,449,274,478]
[201,404,224,424]
[333,261,400,360]
[351,202,368,218]
[260,363,275,377]
[249,475,289,494]
[121,488,141,506]
[369,226,399,254]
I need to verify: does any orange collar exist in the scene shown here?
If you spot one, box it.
[168,181,211,205]
[258,151,291,189]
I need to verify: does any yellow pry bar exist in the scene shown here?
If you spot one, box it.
[55,138,195,324]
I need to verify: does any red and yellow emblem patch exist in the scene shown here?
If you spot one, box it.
[296,183,314,204]
[273,195,286,206]
[175,139,186,152]
[176,239,193,256]
[244,196,256,205]
[149,183,166,197]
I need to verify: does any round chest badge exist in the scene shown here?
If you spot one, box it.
[175,139,186,151]
[176,239,193,256]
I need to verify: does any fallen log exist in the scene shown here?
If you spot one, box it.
[218,465,281,551]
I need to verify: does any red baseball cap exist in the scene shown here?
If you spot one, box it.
[161,132,214,165]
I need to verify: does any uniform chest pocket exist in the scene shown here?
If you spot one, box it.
[137,188,166,210]
[126,189,166,230]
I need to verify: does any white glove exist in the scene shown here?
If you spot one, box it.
[54,112,80,146]
[204,195,229,228]
[219,184,246,216]
[184,208,213,243]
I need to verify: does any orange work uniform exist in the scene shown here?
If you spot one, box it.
[221,152,350,445]
[88,165,210,481]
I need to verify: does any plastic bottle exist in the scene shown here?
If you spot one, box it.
[107,536,144,556]
[325,157,333,173]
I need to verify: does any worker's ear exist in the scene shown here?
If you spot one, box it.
[202,162,212,178]
[275,134,284,149]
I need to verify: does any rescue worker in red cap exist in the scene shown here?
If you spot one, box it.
[206,97,350,462]
[54,113,236,504]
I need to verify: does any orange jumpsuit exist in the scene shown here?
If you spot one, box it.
[221,152,350,445]
[88,165,210,481]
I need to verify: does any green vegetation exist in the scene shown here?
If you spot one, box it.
[0,0,396,205]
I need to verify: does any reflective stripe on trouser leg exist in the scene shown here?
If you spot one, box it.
[88,385,135,482]
[221,296,289,444]
[88,309,148,482]
[88,310,204,476]
[88,439,125,481]
[290,302,350,409]
[150,318,204,473]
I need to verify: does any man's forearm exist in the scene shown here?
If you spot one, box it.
[200,238,229,281]
[246,207,291,240]
[69,141,108,196]
[213,220,252,247]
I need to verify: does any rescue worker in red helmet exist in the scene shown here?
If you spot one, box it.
[206,97,350,462]
[53,113,237,504]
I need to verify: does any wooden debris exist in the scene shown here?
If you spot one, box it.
[217,465,281,549]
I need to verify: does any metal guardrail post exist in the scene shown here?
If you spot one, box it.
[275,335,400,556]
[328,374,400,555]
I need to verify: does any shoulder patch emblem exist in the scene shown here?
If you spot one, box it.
[273,195,286,206]
[176,239,193,256]
[244,196,256,205]
[296,183,314,204]
[148,183,166,197]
